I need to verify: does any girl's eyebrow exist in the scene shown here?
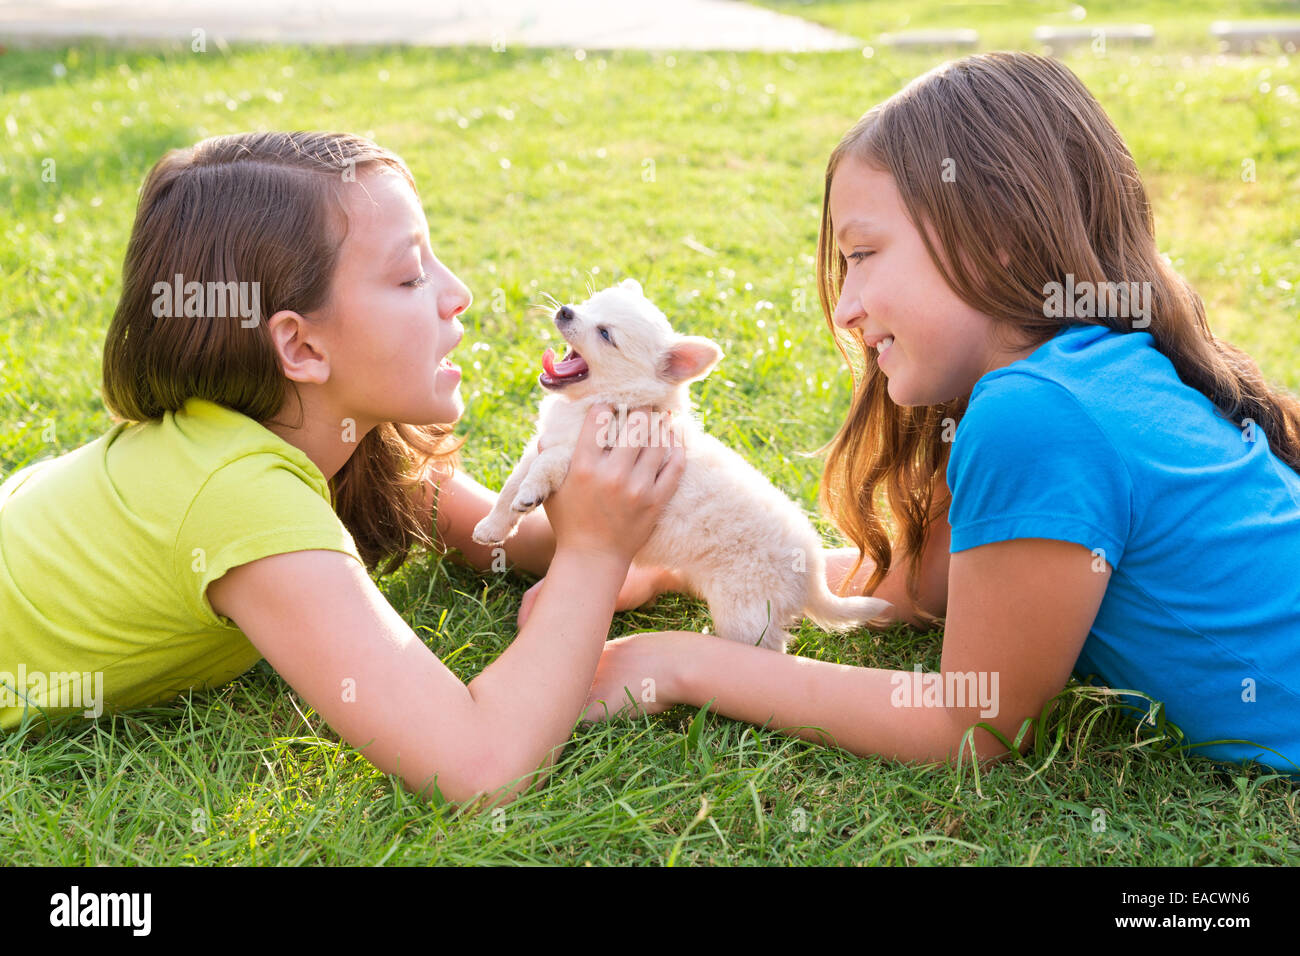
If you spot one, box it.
[385,231,425,265]
[834,219,880,244]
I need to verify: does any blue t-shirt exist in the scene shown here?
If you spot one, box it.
[947,322,1300,775]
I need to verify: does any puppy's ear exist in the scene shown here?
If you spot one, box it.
[620,277,643,296]
[658,336,723,384]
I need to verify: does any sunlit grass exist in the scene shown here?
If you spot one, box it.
[2,13,1297,864]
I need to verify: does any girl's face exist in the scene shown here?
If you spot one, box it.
[314,166,471,430]
[828,157,1031,406]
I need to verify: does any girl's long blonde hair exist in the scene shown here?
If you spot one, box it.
[102,131,463,576]
[817,52,1300,623]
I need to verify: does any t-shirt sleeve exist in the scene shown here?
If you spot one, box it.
[173,452,366,628]
[946,373,1133,569]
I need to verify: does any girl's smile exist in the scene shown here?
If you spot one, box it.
[869,334,895,365]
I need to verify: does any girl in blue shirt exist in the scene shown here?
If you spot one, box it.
[565,51,1300,777]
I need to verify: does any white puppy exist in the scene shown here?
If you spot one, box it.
[472,279,893,651]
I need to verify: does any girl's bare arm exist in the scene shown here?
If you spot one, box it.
[209,545,625,807]
[585,536,1108,765]
[209,406,684,808]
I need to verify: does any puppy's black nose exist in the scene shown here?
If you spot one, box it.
[555,306,574,324]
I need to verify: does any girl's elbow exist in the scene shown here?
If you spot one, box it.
[399,760,529,810]
[388,729,523,808]
[451,736,557,807]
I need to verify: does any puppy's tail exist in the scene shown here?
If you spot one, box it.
[803,573,894,633]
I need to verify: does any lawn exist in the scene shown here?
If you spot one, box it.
[1,2,1297,864]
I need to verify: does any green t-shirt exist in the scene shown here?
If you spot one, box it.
[0,396,365,731]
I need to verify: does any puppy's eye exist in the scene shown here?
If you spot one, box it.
[598,327,615,346]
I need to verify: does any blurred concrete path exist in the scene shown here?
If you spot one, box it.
[0,0,863,51]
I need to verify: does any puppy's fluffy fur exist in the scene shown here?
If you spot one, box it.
[472,279,893,651]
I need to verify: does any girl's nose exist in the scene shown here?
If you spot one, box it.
[832,287,865,330]
[438,268,472,321]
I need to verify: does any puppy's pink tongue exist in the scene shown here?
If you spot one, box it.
[542,347,589,378]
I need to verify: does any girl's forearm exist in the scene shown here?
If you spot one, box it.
[670,633,1004,765]
[465,545,626,794]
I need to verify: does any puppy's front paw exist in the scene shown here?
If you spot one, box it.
[472,515,514,546]
[511,480,550,513]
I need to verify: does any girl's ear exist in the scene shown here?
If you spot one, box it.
[620,277,643,295]
[658,336,724,384]
[267,308,330,385]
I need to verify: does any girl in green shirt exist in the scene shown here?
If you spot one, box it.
[1,130,686,808]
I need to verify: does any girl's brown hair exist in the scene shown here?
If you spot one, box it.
[102,131,463,576]
[817,52,1300,623]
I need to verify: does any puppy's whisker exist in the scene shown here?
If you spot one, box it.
[528,293,564,319]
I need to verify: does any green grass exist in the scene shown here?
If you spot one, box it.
[759,0,1300,52]
[2,2,1299,864]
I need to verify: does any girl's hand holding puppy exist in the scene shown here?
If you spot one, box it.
[540,402,685,574]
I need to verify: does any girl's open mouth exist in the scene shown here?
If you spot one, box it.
[539,345,589,389]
